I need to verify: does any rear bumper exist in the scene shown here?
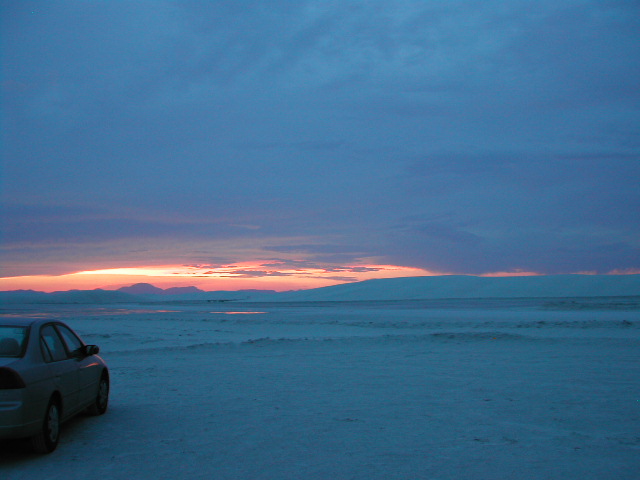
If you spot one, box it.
[0,397,41,440]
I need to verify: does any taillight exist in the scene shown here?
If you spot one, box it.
[0,368,26,389]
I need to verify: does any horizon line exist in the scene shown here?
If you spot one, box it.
[2,270,640,294]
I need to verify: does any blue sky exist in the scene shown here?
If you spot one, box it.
[1,1,639,290]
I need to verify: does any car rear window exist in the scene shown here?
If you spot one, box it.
[0,326,29,357]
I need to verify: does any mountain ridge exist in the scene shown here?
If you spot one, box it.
[117,283,204,295]
[1,274,639,304]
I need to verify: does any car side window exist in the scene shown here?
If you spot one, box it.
[40,338,53,362]
[56,324,83,356]
[40,325,69,362]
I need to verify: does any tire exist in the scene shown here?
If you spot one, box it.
[31,398,61,454]
[87,374,109,416]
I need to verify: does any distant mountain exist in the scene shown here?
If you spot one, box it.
[0,288,143,304]
[264,274,640,302]
[117,283,203,295]
[0,284,277,304]
[117,283,165,295]
[164,286,202,295]
[0,289,50,304]
[50,289,142,304]
[116,283,275,300]
[2,275,638,305]
[145,289,277,302]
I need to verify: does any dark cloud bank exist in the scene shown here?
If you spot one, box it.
[1,1,639,278]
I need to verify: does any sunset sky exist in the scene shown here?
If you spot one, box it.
[1,1,639,292]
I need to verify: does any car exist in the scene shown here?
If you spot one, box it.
[0,318,109,453]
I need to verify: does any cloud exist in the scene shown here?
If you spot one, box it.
[228,270,294,278]
[2,1,639,281]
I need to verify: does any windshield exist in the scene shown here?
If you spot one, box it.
[0,326,29,357]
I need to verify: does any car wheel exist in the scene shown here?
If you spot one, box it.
[31,398,61,454]
[87,374,109,416]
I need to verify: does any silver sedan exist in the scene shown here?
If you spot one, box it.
[0,318,109,453]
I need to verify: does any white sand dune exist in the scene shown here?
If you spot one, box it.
[1,296,639,479]
[263,274,640,302]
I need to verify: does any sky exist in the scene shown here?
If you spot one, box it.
[1,0,639,292]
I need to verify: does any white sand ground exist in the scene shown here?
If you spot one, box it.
[1,297,639,479]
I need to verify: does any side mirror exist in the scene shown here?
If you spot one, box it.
[84,345,100,356]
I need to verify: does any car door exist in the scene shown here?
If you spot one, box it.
[55,324,101,407]
[40,324,80,417]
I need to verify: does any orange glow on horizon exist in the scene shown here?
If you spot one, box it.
[2,264,635,293]
[479,271,543,277]
[0,262,439,293]
[74,262,431,279]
